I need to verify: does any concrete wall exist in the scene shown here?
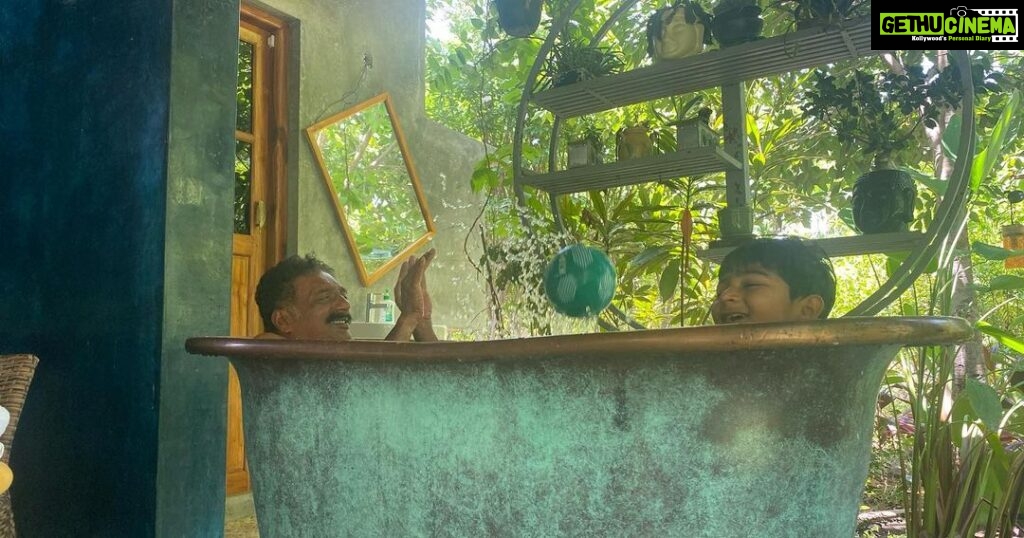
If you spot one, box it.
[258,0,488,332]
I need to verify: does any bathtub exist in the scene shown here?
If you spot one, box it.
[187,316,972,537]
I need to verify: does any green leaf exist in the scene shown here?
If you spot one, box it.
[972,241,1015,261]
[987,274,1024,292]
[471,167,498,192]
[589,190,607,219]
[970,89,1021,191]
[659,264,679,302]
[965,377,1003,432]
[941,112,963,160]
[629,245,672,268]
[977,321,1024,354]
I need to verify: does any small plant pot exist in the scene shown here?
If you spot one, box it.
[495,0,544,37]
[568,140,602,168]
[676,119,718,149]
[1002,223,1024,269]
[710,6,764,46]
[616,126,653,161]
[851,169,916,234]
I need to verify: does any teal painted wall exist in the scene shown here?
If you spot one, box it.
[0,0,485,533]
[0,0,234,535]
[156,0,239,535]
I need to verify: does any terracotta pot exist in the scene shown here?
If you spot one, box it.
[1002,224,1024,269]
[852,169,916,234]
[616,126,653,161]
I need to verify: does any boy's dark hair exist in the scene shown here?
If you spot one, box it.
[718,237,836,318]
[255,254,337,332]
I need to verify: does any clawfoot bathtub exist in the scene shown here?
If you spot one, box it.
[187,316,972,537]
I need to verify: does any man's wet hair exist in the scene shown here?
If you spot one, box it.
[255,254,337,332]
[718,236,836,318]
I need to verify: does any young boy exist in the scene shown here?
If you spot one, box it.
[711,237,836,324]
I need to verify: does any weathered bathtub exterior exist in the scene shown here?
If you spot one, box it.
[187,317,972,537]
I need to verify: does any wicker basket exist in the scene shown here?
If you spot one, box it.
[0,354,40,538]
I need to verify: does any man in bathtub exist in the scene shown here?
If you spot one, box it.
[711,237,836,324]
[253,249,438,342]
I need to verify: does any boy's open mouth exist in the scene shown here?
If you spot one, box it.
[722,313,748,323]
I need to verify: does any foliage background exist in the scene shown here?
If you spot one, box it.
[425,1,1024,531]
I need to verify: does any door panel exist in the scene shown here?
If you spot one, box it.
[227,8,286,496]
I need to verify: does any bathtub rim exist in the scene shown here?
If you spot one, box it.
[185,316,973,364]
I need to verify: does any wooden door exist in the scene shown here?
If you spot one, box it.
[228,7,288,495]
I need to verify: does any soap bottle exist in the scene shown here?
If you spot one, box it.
[382,289,394,323]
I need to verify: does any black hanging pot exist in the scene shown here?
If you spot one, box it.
[495,0,544,37]
[852,169,917,234]
[710,6,764,47]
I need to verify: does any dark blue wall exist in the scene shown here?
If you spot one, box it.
[0,1,234,535]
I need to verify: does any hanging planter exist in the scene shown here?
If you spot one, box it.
[851,169,916,234]
[495,0,544,37]
[646,0,712,62]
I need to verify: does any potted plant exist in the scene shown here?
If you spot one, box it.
[673,107,718,149]
[567,124,605,168]
[773,0,866,29]
[646,0,713,62]
[535,38,626,91]
[616,122,654,161]
[1002,189,1024,269]
[494,0,545,37]
[801,66,966,234]
[710,0,764,46]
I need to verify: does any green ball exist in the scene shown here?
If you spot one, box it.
[543,244,617,318]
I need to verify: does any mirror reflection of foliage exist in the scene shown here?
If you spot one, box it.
[316,102,426,273]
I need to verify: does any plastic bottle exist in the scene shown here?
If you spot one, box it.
[382,289,394,323]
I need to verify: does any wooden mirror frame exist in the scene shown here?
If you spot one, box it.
[305,92,435,286]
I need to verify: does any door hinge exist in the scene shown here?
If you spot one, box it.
[254,200,267,228]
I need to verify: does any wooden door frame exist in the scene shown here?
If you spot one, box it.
[227,4,289,496]
[242,3,289,265]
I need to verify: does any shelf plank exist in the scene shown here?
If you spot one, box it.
[519,146,742,195]
[697,231,928,263]
[532,16,882,118]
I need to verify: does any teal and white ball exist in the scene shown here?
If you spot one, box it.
[543,244,616,318]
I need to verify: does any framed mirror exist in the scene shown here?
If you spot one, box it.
[306,92,435,286]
